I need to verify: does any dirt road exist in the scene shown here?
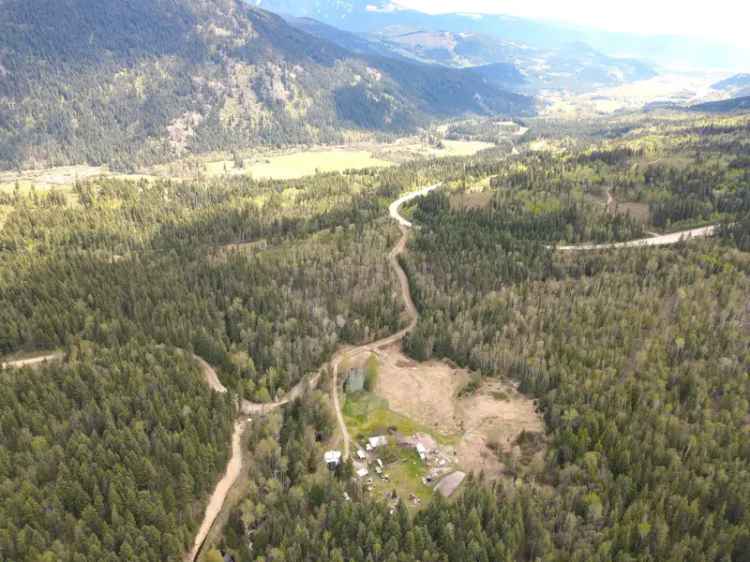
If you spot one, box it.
[556,224,717,251]
[388,184,439,228]
[330,184,440,459]
[192,354,227,393]
[188,185,437,559]
[188,358,324,561]
[187,418,248,562]
[1,353,63,370]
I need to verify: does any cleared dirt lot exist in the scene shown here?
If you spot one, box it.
[456,381,544,476]
[372,345,545,479]
[373,344,469,436]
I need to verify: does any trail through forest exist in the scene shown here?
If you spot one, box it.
[186,418,248,562]
[187,360,323,560]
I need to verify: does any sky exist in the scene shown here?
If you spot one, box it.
[392,0,750,48]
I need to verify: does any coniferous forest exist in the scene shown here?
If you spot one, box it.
[2,105,750,562]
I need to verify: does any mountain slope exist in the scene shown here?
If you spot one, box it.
[371,30,656,91]
[690,96,750,113]
[257,0,742,71]
[0,0,532,171]
[713,73,750,91]
[279,7,656,92]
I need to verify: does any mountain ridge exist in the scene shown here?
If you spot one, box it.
[0,0,532,171]
[710,74,750,100]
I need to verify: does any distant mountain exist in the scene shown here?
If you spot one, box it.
[711,74,750,100]
[288,18,654,92]
[467,64,527,89]
[0,0,532,171]
[713,74,750,90]
[265,2,657,91]
[690,96,750,113]
[256,0,744,71]
[285,16,415,61]
[372,30,656,91]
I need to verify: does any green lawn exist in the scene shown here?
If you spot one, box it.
[370,447,433,510]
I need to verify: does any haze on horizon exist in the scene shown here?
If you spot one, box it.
[391,0,750,49]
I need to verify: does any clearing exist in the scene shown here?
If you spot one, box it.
[342,343,546,508]
[373,344,469,436]
[456,381,545,476]
[197,148,393,180]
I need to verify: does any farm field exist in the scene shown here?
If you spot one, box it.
[210,149,394,180]
[153,138,497,180]
[0,138,498,194]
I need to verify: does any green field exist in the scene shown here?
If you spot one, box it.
[2,139,496,193]
[196,149,393,180]
[246,149,393,180]
[343,391,456,445]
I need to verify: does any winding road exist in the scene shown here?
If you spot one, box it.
[187,183,438,560]
[330,184,439,459]
[1,182,720,562]
[186,357,322,561]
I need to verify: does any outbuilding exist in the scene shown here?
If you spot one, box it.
[367,435,388,450]
[324,450,342,469]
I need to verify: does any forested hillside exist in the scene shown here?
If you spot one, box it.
[0,0,531,171]
[0,173,413,401]
[400,205,750,561]
[0,163,427,560]
[0,343,235,560]
[209,112,750,562]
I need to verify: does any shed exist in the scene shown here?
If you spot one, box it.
[344,367,366,393]
[368,435,388,449]
[356,467,369,479]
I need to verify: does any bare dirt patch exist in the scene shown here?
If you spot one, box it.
[456,381,544,476]
[372,346,545,479]
[450,190,493,210]
[373,344,470,437]
[615,201,651,224]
